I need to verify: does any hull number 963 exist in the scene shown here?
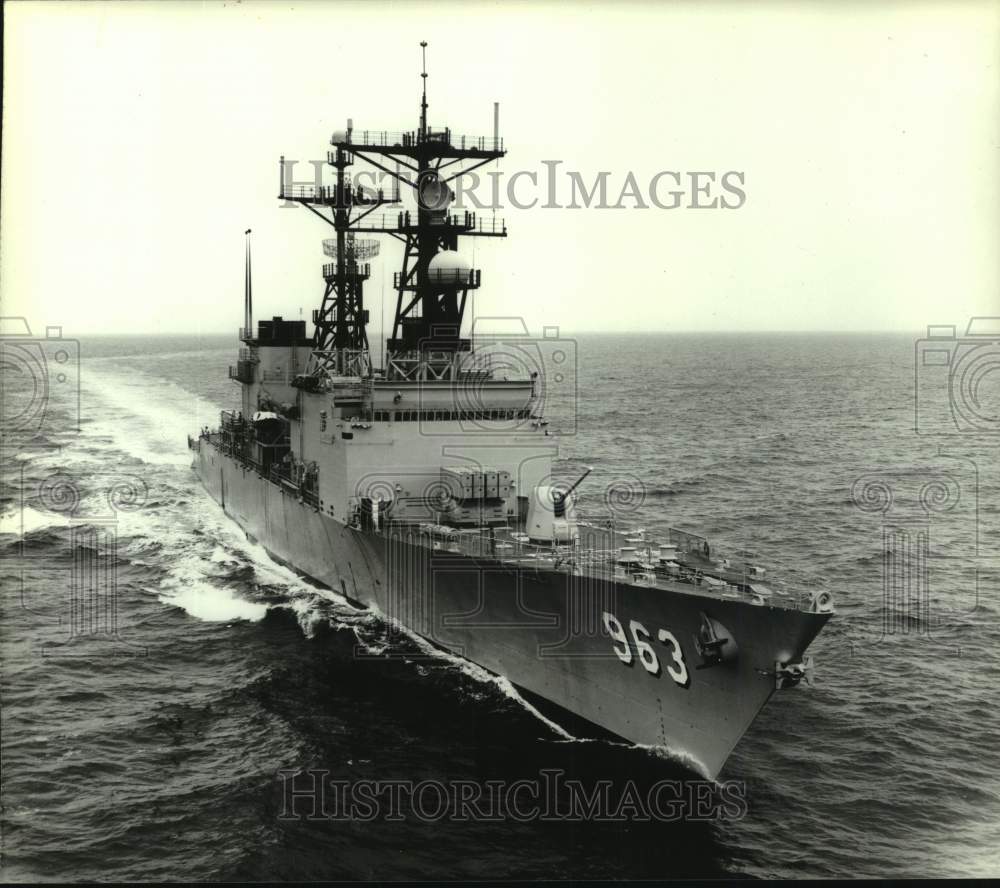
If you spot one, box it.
[602,611,690,687]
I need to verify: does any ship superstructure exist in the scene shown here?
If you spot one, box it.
[190,46,833,778]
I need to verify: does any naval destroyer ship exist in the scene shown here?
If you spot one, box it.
[189,46,833,778]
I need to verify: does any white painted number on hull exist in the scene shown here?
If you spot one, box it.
[657,628,689,686]
[629,620,660,676]
[602,612,633,664]
[602,611,690,687]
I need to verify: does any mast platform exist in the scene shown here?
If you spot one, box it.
[332,128,504,159]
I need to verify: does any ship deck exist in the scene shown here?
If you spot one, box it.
[388,520,819,613]
[194,431,821,614]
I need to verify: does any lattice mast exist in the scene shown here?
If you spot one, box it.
[318,141,374,355]
[379,42,506,380]
[278,41,506,380]
[279,122,397,376]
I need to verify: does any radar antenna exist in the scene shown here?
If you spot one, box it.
[278,41,507,381]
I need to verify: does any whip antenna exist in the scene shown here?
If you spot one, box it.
[420,41,428,137]
[244,228,253,337]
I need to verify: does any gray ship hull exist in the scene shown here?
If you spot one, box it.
[195,443,828,778]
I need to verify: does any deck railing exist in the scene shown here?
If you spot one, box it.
[322,262,370,281]
[330,128,503,153]
[202,429,816,612]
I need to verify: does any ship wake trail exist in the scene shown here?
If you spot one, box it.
[76,365,538,687]
[80,365,224,467]
[9,362,357,634]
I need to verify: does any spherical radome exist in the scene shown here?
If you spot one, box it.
[428,251,474,286]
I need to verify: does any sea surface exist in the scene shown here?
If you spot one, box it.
[1,331,998,880]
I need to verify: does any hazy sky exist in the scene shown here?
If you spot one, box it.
[2,0,998,336]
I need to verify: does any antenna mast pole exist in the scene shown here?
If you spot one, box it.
[420,41,428,139]
[244,228,253,337]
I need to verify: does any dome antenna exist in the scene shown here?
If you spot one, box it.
[420,40,428,139]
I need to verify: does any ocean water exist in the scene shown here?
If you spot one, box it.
[1,331,998,880]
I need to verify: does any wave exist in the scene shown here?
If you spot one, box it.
[645,478,706,498]
[156,585,268,624]
[0,505,72,536]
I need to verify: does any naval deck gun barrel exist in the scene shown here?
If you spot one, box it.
[554,467,593,507]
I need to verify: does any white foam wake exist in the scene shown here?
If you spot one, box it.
[79,366,223,466]
[155,560,269,623]
[0,505,71,536]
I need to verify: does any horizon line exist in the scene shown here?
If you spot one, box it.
[73,328,934,337]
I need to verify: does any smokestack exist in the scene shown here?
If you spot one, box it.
[493,102,499,147]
